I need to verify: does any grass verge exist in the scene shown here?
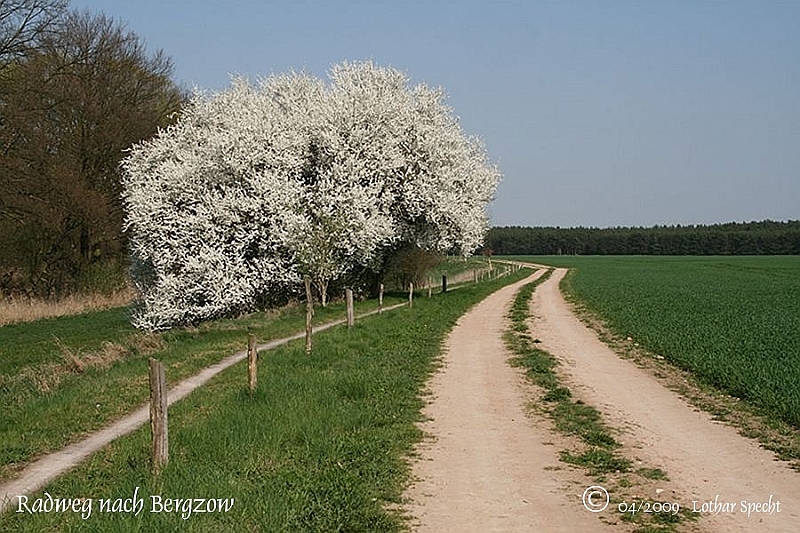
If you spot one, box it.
[0,288,135,327]
[1,268,532,531]
[505,270,698,533]
[0,295,404,482]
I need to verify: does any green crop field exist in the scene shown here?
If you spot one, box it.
[516,256,800,429]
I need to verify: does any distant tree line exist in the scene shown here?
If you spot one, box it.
[0,0,186,298]
[484,220,800,256]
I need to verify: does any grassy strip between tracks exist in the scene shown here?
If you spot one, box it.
[505,271,697,533]
[1,267,531,532]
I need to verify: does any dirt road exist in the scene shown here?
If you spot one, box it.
[406,268,799,532]
[405,271,615,532]
[530,268,799,532]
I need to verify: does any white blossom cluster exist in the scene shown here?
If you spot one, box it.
[122,61,501,329]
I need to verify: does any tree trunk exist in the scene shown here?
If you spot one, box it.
[314,278,328,307]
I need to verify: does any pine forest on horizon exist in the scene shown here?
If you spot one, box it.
[485,220,800,256]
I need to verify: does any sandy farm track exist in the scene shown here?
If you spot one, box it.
[405,268,799,532]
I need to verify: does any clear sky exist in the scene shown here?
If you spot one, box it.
[70,0,799,228]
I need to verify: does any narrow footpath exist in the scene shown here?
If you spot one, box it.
[0,302,406,515]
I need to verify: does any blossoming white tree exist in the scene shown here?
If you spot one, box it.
[122,61,500,331]
[121,80,305,329]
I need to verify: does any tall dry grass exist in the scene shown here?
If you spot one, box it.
[0,288,134,326]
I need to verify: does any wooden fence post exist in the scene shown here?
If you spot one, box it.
[408,282,414,308]
[304,275,313,354]
[379,283,384,314]
[346,289,354,327]
[428,276,432,298]
[247,334,257,392]
[441,274,447,293]
[149,358,168,475]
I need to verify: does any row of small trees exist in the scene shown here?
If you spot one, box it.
[122,61,501,330]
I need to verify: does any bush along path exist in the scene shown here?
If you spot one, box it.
[527,268,800,533]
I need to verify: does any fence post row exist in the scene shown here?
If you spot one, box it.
[147,265,528,479]
[149,358,168,475]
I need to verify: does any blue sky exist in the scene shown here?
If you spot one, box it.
[70,0,800,228]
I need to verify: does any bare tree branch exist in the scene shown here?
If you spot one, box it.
[0,0,66,67]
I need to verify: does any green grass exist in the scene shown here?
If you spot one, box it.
[558,448,631,476]
[0,308,136,375]
[0,295,405,481]
[0,268,532,531]
[505,271,629,475]
[513,256,800,429]
[636,467,668,481]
